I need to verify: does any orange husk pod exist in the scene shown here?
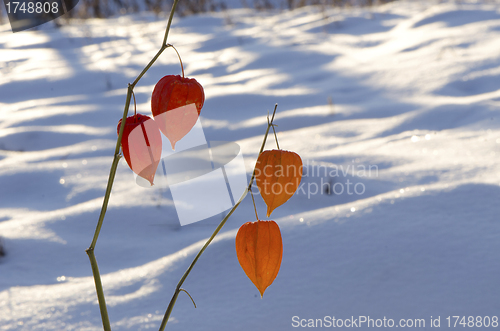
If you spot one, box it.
[235,220,283,297]
[255,150,302,217]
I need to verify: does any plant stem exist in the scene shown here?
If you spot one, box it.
[86,0,181,329]
[86,249,111,331]
[268,113,280,149]
[170,45,185,78]
[250,189,259,221]
[132,88,138,119]
[158,104,278,331]
[271,123,280,149]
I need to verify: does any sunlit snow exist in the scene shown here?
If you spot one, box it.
[1,0,500,330]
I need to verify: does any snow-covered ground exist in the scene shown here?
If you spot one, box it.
[1,0,500,330]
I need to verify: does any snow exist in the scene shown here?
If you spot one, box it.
[1,0,500,329]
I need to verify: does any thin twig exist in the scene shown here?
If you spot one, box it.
[271,125,280,149]
[250,188,260,221]
[268,116,280,150]
[86,0,181,329]
[179,288,197,308]
[86,249,111,331]
[169,44,185,78]
[158,104,279,331]
[131,87,137,118]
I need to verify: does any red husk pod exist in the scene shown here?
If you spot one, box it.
[151,75,205,150]
[117,114,162,186]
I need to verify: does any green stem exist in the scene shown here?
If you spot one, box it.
[170,45,185,78]
[131,46,168,89]
[88,89,130,251]
[86,248,111,331]
[158,104,278,331]
[86,0,181,329]
[132,0,181,88]
[250,189,259,221]
[271,123,280,150]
